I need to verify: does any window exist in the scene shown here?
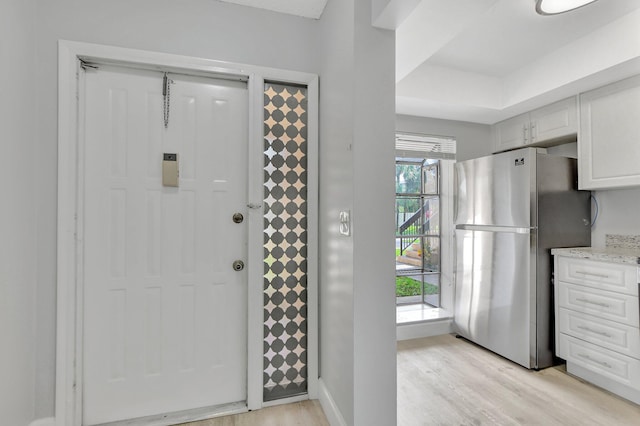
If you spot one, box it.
[395,158,441,306]
[394,133,455,308]
[263,82,308,401]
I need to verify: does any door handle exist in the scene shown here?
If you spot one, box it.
[530,123,536,142]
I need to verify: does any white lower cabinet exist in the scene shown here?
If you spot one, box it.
[558,335,640,388]
[554,255,640,404]
[558,308,640,358]
[557,283,639,326]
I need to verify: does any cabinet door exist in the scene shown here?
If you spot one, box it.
[530,97,577,144]
[579,75,640,190]
[492,113,529,153]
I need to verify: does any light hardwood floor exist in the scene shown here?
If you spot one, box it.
[398,334,640,425]
[182,334,640,425]
[179,400,329,426]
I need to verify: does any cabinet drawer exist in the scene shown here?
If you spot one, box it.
[558,334,640,391]
[558,282,639,326]
[557,256,638,296]
[558,308,640,359]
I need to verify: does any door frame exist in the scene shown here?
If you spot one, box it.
[56,40,319,426]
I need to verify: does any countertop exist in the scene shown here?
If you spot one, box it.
[551,246,640,265]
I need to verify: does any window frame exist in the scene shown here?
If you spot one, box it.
[395,157,442,307]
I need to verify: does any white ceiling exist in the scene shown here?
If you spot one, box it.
[403,0,637,78]
[217,0,328,19]
[392,0,640,123]
[218,0,640,124]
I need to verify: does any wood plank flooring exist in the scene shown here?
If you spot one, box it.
[398,334,640,425]
[179,400,329,426]
[182,334,640,425]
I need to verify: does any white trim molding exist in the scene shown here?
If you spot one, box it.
[396,319,454,341]
[318,379,348,426]
[30,418,56,426]
[56,40,319,425]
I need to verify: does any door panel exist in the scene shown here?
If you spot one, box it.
[83,65,248,425]
[454,229,532,368]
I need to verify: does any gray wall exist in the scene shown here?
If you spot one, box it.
[34,0,320,418]
[351,1,397,425]
[591,188,640,247]
[1,0,37,424]
[318,0,356,422]
[319,0,397,424]
[396,114,493,161]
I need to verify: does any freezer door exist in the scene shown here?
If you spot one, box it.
[455,149,534,228]
[454,228,533,368]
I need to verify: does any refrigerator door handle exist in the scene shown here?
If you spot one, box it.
[453,168,459,223]
[455,224,534,234]
[452,229,457,303]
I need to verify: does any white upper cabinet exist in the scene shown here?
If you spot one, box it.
[530,97,578,143]
[578,75,640,190]
[492,113,529,152]
[493,97,578,153]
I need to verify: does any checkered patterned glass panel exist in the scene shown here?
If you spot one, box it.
[263,82,308,401]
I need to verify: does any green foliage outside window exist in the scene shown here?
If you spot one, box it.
[395,276,439,297]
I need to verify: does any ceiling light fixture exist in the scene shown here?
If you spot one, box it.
[535,0,598,15]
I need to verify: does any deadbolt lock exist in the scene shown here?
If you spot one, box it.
[233,260,245,271]
[232,213,244,224]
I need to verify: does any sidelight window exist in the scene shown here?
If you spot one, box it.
[263,82,308,401]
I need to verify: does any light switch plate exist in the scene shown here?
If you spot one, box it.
[339,210,351,236]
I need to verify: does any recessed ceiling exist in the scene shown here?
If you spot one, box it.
[391,0,640,123]
[218,0,639,124]
[217,0,328,19]
[422,0,639,78]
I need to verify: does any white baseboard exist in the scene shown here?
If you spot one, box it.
[396,319,453,341]
[318,378,347,426]
[29,418,55,426]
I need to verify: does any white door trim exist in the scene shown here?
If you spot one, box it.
[56,40,319,426]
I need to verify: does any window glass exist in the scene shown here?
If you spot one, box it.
[396,163,422,194]
[395,158,441,307]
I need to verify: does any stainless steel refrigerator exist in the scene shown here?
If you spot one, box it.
[453,148,591,369]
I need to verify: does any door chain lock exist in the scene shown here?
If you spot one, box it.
[232,260,245,271]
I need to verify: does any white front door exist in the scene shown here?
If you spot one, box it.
[82,65,248,425]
